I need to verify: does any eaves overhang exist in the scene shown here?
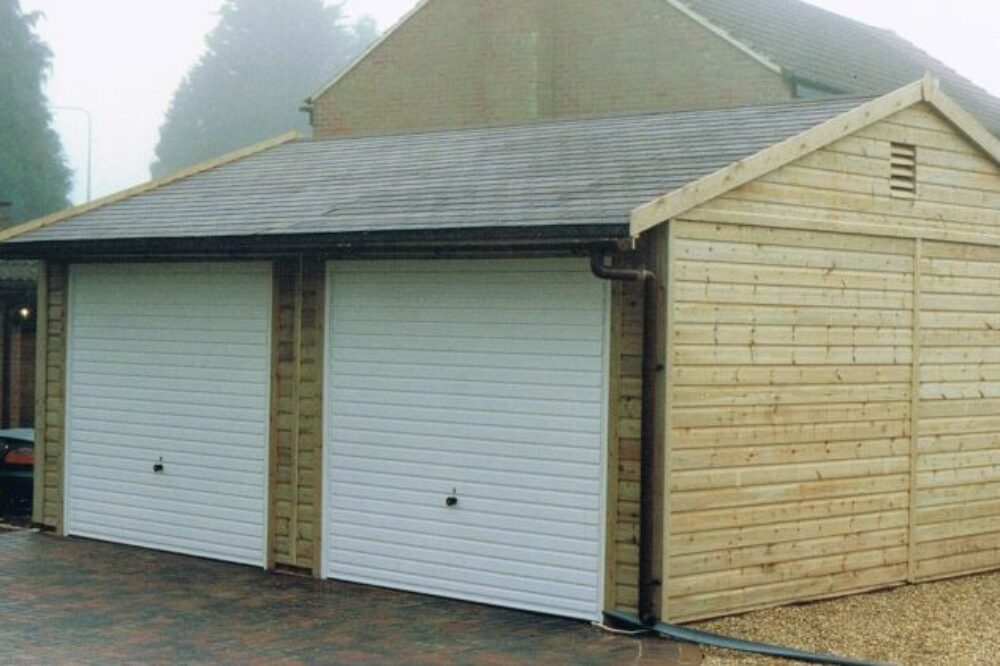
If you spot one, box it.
[0,224,632,262]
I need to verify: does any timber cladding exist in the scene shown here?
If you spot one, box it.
[33,262,67,530]
[607,280,645,613]
[917,241,1000,581]
[666,221,915,621]
[659,102,1000,621]
[270,258,325,573]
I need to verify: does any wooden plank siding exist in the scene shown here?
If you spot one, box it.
[607,279,644,613]
[662,103,1000,622]
[33,261,68,531]
[665,222,914,621]
[679,104,1000,242]
[269,258,326,574]
[916,241,1000,581]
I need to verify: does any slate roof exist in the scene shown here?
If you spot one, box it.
[682,0,1000,133]
[10,97,867,245]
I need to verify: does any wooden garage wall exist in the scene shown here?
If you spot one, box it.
[661,102,1000,622]
[32,261,68,530]
[917,241,1000,581]
[269,258,326,574]
[666,222,914,621]
[606,279,644,612]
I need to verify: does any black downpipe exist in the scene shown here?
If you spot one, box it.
[590,251,660,625]
[595,247,892,666]
[592,256,893,666]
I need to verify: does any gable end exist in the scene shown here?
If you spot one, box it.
[632,79,1000,238]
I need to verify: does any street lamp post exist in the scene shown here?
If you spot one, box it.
[52,105,93,203]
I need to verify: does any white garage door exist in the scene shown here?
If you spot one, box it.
[325,259,608,620]
[65,263,272,566]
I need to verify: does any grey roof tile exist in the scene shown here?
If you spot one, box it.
[12,97,867,244]
[682,0,1000,133]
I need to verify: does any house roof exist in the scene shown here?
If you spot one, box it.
[308,0,1000,136]
[678,0,1000,133]
[3,96,867,247]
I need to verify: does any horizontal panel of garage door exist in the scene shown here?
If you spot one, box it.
[66,263,271,566]
[326,258,608,620]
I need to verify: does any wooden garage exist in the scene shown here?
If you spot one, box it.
[5,77,1000,624]
[630,77,1000,621]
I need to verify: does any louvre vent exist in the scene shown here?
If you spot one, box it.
[890,142,917,198]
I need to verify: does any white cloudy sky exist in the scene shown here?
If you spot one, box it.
[20,0,1000,205]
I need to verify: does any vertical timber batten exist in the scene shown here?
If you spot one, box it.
[307,259,326,575]
[266,263,284,569]
[271,259,297,566]
[659,222,677,621]
[908,238,923,582]
[291,259,304,563]
[35,262,67,532]
[31,262,48,525]
[603,282,622,611]
[612,279,645,611]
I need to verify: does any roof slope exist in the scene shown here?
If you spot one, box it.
[680,0,1000,133]
[8,97,865,245]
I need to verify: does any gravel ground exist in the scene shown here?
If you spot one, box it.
[695,572,1000,666]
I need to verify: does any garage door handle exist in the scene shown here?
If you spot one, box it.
[153,458,165,474]
[445,495,458,507]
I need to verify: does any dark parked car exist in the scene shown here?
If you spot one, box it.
[0,429,34,514]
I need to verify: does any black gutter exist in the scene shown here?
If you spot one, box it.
[589,250,660,625]
[0,224,631,260]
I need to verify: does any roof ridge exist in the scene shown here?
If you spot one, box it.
[679,0,1000,131]
[306,0,433,106]
[299,94,876,146]
[663,0,782,75]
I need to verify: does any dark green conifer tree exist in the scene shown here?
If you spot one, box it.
[152,0,376,177]
[0,0,71,224]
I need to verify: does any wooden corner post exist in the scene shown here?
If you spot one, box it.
[31,261,48,525]
[908,238,923,582]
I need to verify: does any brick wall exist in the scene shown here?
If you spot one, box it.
[8,316,35,428]
[311,0,791,137]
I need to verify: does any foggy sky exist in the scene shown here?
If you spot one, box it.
[20,0,1000,206]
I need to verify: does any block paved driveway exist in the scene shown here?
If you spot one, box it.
[0,531,699,665]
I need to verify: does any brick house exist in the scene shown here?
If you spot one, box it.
[305,0,1000,138]
[0,203,35,429]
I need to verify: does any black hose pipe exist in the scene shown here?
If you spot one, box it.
[606,611,895,666]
